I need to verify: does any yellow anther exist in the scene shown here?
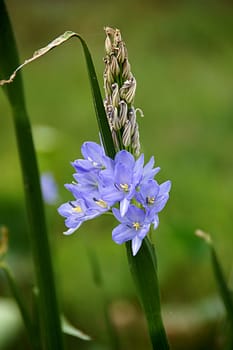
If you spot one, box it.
[120,183,129,192]
[73,205,83,213]
[133,222,141,231]
[94,199,108,209]
[147,196,155,205]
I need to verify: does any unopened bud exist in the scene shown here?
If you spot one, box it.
[119,101,128,127]
[122,59,132,80]
[122,120,131,147]
[113,29,122,46]
[111,83,120,108]
[105,35,112,54]
[110,55,120,76]
[117,41,127,63]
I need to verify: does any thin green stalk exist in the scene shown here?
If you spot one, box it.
[0,2,64,349]
[0,262,40,349]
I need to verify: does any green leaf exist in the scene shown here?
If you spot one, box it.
[126,238,170,350]
[0,2,64,349]
[75,34,116,159]
[196,230,233,325]
[0,30,116,159]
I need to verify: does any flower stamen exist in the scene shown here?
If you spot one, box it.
[93,198,108,209]
[120,183,129,192]
[146,196,155,205]
[133,222,141,231]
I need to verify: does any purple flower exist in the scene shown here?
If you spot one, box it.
[41,172,58,204]
[112,205,151,256]
[72,141,113,173]
[57,141,171,255]
[101,151,144,216]
[72,170,101,198]
[58,196,105,235]
[141,156,160,185]
[136,179,171,212]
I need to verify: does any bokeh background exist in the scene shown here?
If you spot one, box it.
[1,0,233,349]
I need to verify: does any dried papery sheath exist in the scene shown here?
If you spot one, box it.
[103,27,142,156]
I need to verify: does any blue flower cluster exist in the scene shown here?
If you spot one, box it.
[58,142,171,255]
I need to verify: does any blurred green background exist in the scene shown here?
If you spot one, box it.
[1,0,233,349]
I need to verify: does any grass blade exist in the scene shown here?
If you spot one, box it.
[196,230,233,327]
[0,2,64,349]
[126,237,170,350]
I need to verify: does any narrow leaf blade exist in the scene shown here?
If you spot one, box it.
[126,238,170,350]
[196,230,233,326]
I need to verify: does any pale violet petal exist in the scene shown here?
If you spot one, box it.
[153,214,159,230]
[112,224,135,244]
[159,180,171,194]
[120,198,130,216]
[63,226,81,235]
[138,224,150,239]
[132,236,143,256]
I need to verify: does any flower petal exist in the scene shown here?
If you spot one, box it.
[131,236,143,256]
[120,198,130,216]
[112,224,135,244]
[159,180,171,195]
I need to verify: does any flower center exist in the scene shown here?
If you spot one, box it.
[146,196,155,205]
[132,222,141,231]
[119,183,129,192]
[72,205,83,213]
[93,198,108,209]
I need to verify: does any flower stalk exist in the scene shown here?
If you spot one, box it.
[58,26,171,349]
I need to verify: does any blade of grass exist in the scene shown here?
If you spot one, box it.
[0,2,64,349]
[126,237,170,350]
[195,230,233,327]
[0,262,41,349]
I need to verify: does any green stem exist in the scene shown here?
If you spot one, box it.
[0,262,40,349]
[126,238,170,350]
[0,2,64,349]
